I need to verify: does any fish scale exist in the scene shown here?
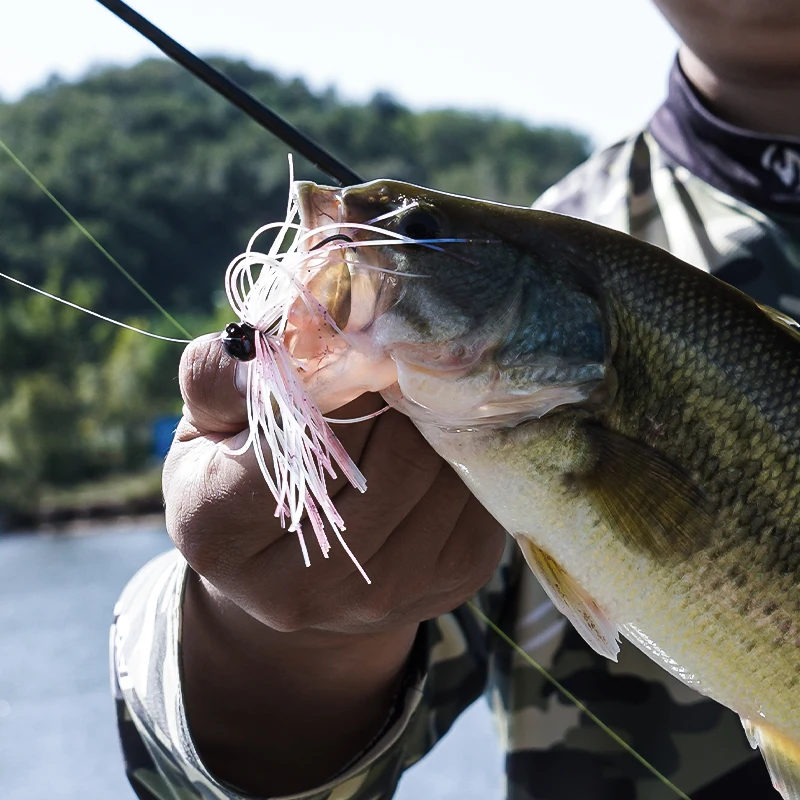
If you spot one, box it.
[293,179,800,797]
[540,225,800,725]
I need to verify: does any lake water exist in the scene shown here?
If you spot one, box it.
[0,523,503,800]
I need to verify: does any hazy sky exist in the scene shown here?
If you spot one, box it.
[0,0,679,147]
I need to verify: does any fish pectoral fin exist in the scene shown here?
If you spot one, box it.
[740,717,800,799]
[513,535,620,661]
[577,425,714,561]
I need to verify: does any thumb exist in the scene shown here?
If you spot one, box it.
[179,332,248,435]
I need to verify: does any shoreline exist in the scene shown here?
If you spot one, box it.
[2,467,166,535]
[3,504,167,537]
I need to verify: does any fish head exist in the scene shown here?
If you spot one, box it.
[292,179,611,426]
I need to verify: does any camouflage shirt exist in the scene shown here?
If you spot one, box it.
[112,102,800,799]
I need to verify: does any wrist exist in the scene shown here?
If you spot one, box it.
[189,571,419,687]
[180,569,421,794]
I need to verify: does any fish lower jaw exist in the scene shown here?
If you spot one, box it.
[301,350,398,414]
[390,361,600,429]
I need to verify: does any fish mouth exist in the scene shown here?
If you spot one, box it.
[291,182,488,416]
[291,181,528,423]
[291,181,388,339]
[291,182,606,427]
[294,181,346,250]
[287,181,401,412]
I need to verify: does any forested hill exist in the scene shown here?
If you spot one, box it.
[0,57,590,316]
[0,58,590,515]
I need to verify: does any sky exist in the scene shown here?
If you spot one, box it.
[0,0,680,148]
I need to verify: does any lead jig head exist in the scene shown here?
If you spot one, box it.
[223,322,257,361]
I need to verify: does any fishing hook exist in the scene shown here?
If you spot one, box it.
[310,234,354,251]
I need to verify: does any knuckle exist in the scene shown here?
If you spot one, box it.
[385,432,440,478]
[178,336,244,430]
[355,598,394,628]
[367,413,442,481]
[170,511,233,580]
[262,603,312,633]
[436,524,506,596]
[240,550,324,633]
[461,555,502,597]
[179,339,213,402]
[261,579,338,632]
[166,480,239,581]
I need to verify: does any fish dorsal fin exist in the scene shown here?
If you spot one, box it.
[759,303,800,343]
[740,717,800,799]
[514,535,620,661]
[576,425,714,561]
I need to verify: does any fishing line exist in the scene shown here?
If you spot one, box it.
[12,5,709,781]
[0,269,190,343]
[2,124,693,785]
[224,205,699,796]
[0,136,192,339]
[467,601,693,800]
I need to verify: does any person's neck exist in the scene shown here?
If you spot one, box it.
[680,47,800,138]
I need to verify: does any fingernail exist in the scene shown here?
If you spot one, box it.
[234,361,249,396]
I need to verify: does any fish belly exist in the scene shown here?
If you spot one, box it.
[416,419,800,742]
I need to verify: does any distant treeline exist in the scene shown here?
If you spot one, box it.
[0,58,590,514]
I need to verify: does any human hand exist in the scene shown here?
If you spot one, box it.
[164,332,507,639]
[162,332,506,793]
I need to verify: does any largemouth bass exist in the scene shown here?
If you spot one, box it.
[277,179,800,798]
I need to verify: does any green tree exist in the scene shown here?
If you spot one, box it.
[0,58,590,514]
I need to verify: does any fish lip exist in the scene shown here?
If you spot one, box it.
[293,181,343,250]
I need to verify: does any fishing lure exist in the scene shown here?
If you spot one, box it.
[215,163,468,582]
[214,175,367,579]
[0,135,445,583]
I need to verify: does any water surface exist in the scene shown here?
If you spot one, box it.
[0,524,502,799]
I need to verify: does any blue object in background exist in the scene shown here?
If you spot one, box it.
[152,415,182,460]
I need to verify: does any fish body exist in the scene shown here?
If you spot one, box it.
[290,179,800,797]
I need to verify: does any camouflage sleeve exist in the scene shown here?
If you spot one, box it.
[111,545,519,800]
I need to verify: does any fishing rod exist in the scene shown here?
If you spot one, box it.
[94,0,364,187]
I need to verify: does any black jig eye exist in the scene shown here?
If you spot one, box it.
[396,208,443,241]
[223,322,256,361]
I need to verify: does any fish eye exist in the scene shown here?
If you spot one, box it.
[396,208,443,241]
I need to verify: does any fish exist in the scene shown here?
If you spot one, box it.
[269,178,800,799]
